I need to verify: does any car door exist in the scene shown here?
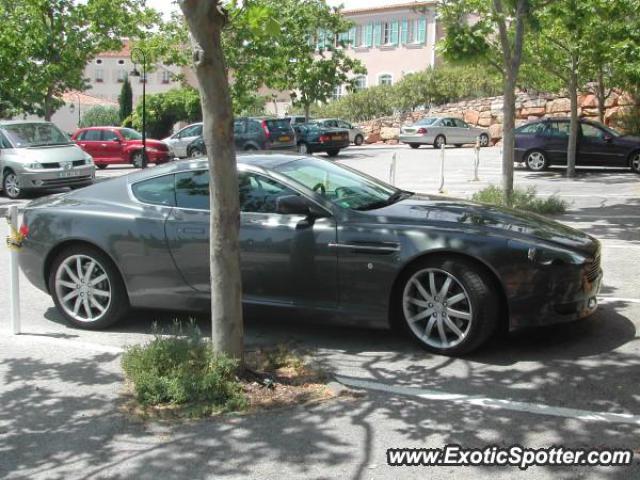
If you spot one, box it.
[453,118,474,144]
[101,129,124,163]
[579,122,628,167]
[76,129,104,162]
[541,121,570,164]
[233,118,249,150]
[440,118,457,143]
[164,169,339,309]
[173,124,203,158]
[336,120,354,142]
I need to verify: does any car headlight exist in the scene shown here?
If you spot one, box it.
[27,163,43,169]
[84,155,94,165]
[509,240,587,266]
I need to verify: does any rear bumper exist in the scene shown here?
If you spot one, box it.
[310,140,350,152]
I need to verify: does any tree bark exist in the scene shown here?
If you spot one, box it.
[304,103,310,122]
[567,57,578,178]
[595,68,606,124]
[179,0,244,360]
[501,73,516,198]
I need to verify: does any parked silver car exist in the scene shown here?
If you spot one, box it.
[400,117,490,149]
[162,122,203,158]
[313,118,365,146]
[0,121,95,199]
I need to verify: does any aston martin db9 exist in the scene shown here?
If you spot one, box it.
[19,154,602,355]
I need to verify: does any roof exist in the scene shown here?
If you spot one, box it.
[62,91,118,107]
[98,39,131,58]
[342,1,435,16]
[0,120,55,126]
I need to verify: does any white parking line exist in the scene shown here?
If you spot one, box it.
[335,375,640,426]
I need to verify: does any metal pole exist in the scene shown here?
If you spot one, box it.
[389,153,397,185]
[473,139,480,182]
[8,206,21,335]
[142,53,147,169]
[438,143,445,193]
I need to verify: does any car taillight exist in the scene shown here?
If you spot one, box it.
[417,128,428,134]
[19,223,29,238]
[261,120,271,140]
[319,135,331,143]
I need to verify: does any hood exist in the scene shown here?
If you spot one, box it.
[126,139,167,149]
[365,193,598,255]
[618,134,640,145]
[9,144,87,163]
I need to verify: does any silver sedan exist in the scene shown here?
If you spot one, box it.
[400,117,490,149]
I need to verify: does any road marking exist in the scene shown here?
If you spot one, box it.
[599,297,640,304]
[335,375,640,426]
[11,334,124,354]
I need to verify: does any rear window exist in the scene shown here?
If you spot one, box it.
[265,119,292,130]
[132,175,176,206]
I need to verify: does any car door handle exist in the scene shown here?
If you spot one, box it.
[328,242,400,253]
[179,227,206,235]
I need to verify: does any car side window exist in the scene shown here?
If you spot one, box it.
[239,172,300,214]
[581,124,606,140]
[516,123,544,135]
[82,130,102,141]
[234,120,246,135]
[102,130,119,141]
[132,175,176,206]
[454,119,469,128]
[337,121,350,129]
[545,122,570,138]
[175,170,210,210]
[248,120,261,133]
[442,119,455,128]
[0,132,10,149]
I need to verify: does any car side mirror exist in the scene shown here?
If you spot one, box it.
[276,195,325,218]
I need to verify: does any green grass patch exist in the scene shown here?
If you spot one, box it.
[121,323,247,415]
[472,185,568,215]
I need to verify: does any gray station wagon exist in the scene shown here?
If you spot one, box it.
[0,121,95,199]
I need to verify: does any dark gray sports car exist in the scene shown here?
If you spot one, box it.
[19,154,603,355]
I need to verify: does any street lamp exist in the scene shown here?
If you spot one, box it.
[130,47,148,168]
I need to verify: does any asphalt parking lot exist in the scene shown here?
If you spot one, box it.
[1,145,640,479]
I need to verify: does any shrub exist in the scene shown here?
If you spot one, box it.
[472,185,568,215]
[79,106,121,128]
[121,323,247,413]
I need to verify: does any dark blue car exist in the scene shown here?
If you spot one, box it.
[514,118,640,173]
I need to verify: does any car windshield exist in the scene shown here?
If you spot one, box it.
[275,158,409,210]
[416,118,439,126]
[3,123,72,147]
[120,128,143,140]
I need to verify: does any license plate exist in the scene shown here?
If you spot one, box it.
[58,171,80,178]
[278,135,291,142]
[332,135,345,141]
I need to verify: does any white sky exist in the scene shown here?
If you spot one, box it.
[146,0,427,18]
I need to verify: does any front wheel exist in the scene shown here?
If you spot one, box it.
[409,143,420,149]
[3,171,23,199]
[630,151,640,174]
[479,133,490,147]
[525,150,548,171]
[190,147,204,158]
[132,151,147,168]
[396,257,499,356]
[326,149,340,157]
[354,134,364,146]
[49,245,129,330]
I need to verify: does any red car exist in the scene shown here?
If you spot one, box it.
[72,127,171,169]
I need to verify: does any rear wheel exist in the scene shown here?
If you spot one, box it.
[396,257,499,356]
[434,135,446,149]
[96,164,108,170]
[409,143,420,149]
[132,151,146,168]
[479,133,490,147]
[354,134,364,146]
[326,149,340,157]
[630,151,640,174]
[2,170,22,199]
[190,147,204,158]
[49,245,129,330]
[525,150,548,171]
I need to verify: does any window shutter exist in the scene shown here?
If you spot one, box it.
[349,27,356,48]
[417,18,427,44]
[401,18,408,45]
[373,22,382,47]
[391,21,399,45]
[365,23,373,47]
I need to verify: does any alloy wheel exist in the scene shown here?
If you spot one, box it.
[632,153,640,173]
[354,135,364,146]
[54,255,112,324]
[132,152,145,168]
[191,148,203,158]
[3,173,21,199]
[479,134,490,147]
[402,268,473,349]
[526,151,547,171]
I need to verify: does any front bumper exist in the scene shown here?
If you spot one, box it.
[16,166,95,191]
[147,150,171,164]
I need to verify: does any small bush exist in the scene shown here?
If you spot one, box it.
[121,323,247,413]
[472,185,568,215]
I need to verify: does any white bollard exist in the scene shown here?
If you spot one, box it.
[473,139,481,182]
[8,206,21,335]
[438,143,445,193]
[389,153,397,185]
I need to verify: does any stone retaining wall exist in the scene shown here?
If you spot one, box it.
[360,91,636,145]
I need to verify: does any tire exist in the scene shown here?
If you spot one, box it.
[354,134,364,146]
[326,149,340,157]
[298,143,310,155]
[434,135,446,149]
[3,170,23,199]
[244,145,258,151]
[190,147,204,158]
[132,151,146,168]
[48,244,129,330]
[630,151,640,174]
[454,144,463,148]
[409,143,420,149]
[525,150,548,171]
[96,164,108,170]
[395,256,499,356]
[479,133,490,147]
